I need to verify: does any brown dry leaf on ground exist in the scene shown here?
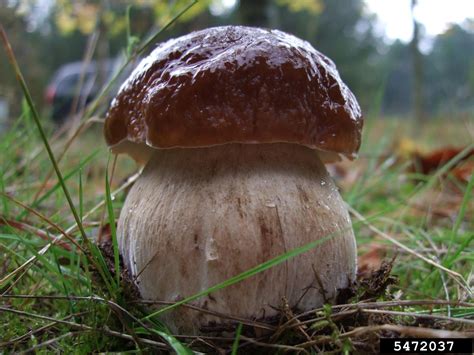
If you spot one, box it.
[390,136,472,171]
[381,140,474,224]
[358,245,387,277]
[451,160,474,183]
[410,146,474,176]
[394,138,474,182]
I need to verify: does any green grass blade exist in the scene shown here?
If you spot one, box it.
[0,27,115,294]
[137,0,198,55]
[52,247,77,318]
[79,167,84,223]
[126,5,140,57]
[148,329,193,355]
[231,323,243,355]
[0,171,7,215]
[419,143,474,194]
[105,154,120,286]
[451,170,474,239]
[19,150,99,219]
[0,27,89,249]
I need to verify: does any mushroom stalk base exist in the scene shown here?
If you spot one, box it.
[118,143,357,334]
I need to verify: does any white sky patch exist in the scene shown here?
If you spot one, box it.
[365,0,474,42]
[210,0,238,16]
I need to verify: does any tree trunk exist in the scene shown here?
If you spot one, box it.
[410,0,424,132]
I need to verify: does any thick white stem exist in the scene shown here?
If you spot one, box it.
[118,143,356,333]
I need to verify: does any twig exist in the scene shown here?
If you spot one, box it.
[1,267,32,296]
[136,299,276,331]
[286,309,359,330]
[1,294,274,331]
[240,335,309,353]
[418,228,451,316]
[342,323,473,339]
[347,205,471,294]
[0,306,168,350]
[296,324,473,349]
[279,299,474,331]
[0,311,90,347]
[0,294,154,336]
[361,308,474,325]
[1,192,85,252]
[21,331,83,354]
[0,305,93,330]
[311,299,474,311]
[270,298,319,352]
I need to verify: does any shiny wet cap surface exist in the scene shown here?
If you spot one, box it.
[104,26,363,160]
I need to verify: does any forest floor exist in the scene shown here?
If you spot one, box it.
[0,113,472,353]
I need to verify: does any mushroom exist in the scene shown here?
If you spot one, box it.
[104,26,363,334]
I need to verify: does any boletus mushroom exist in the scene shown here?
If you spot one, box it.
[104,26,363,334]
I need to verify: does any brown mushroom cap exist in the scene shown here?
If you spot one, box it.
[104,26,363,161]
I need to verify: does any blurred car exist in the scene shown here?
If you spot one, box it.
[45,56,131,123]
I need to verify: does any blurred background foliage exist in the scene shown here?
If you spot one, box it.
[0,0,473,120]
